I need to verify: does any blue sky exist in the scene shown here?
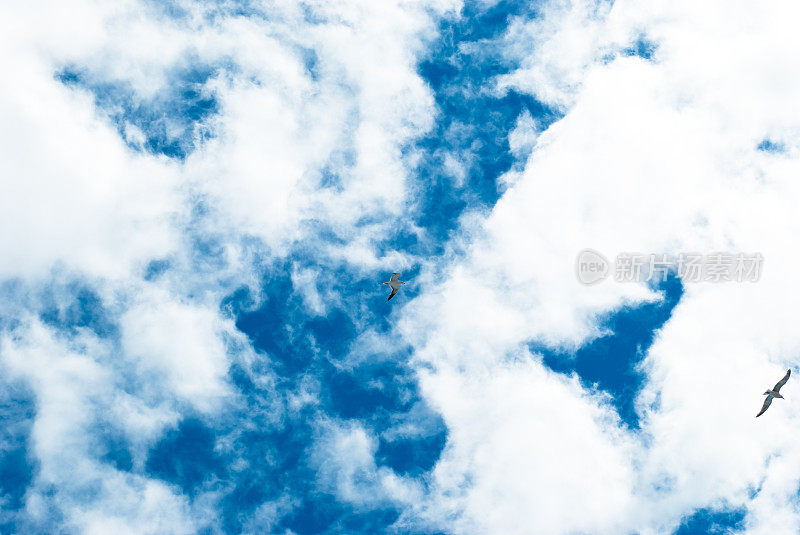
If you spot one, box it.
[2,0,800,534]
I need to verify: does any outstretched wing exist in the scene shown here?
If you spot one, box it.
[390,273,401,282]
[388,287,399,300]
[756,395,774,417]
[774,369,791,392]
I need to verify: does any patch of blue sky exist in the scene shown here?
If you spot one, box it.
[136,377,290,531]
[135,262,437,532]
[377,425,447,478]
[0,381,37,533]
[533,275,684,429]
[673,507,746,534]
[96,433,134,474]
[408,0,560,249]
[278,495,403,535]
[146,418,226,494]
[227,263,437,423]
[621,34,659,61]
[56,61,222,160]
[144,0,271,24]
[137,365,437,533]
[38,282,117,339]
[0,275,116,341]
[140,0,192,21]
[0,382,36,520]
[143,258,172,281]
[757,138,786,153]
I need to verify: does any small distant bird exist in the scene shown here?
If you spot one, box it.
[756,369,791,417]
[382,273,405,300]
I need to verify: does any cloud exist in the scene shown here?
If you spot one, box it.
[119,287,236,413]
[0,319,198,533]
[310,418,423,509]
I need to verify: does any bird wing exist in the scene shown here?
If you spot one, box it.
[756,395,774,417]
[390,273,400,282]
[388,287,399,300]
[774,369,791,392]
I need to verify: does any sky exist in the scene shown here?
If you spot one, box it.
[2,0,800,534]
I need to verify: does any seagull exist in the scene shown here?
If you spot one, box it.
[382,273,405,301]
[756,369,791,417]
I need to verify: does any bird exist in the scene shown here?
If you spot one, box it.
[382,273,405,300]
[756,369,791,417]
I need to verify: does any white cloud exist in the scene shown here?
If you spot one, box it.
[310,419,423,509]
[118,286,236,413]
[507,109,539,161]
[176,0,459,261]
[0,320,196,533]
[290,264,328,316]
[405,361,638,534]
[241,495,298,535]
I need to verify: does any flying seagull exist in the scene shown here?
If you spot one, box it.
[756,369,791,417]
[382,273,405,301]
